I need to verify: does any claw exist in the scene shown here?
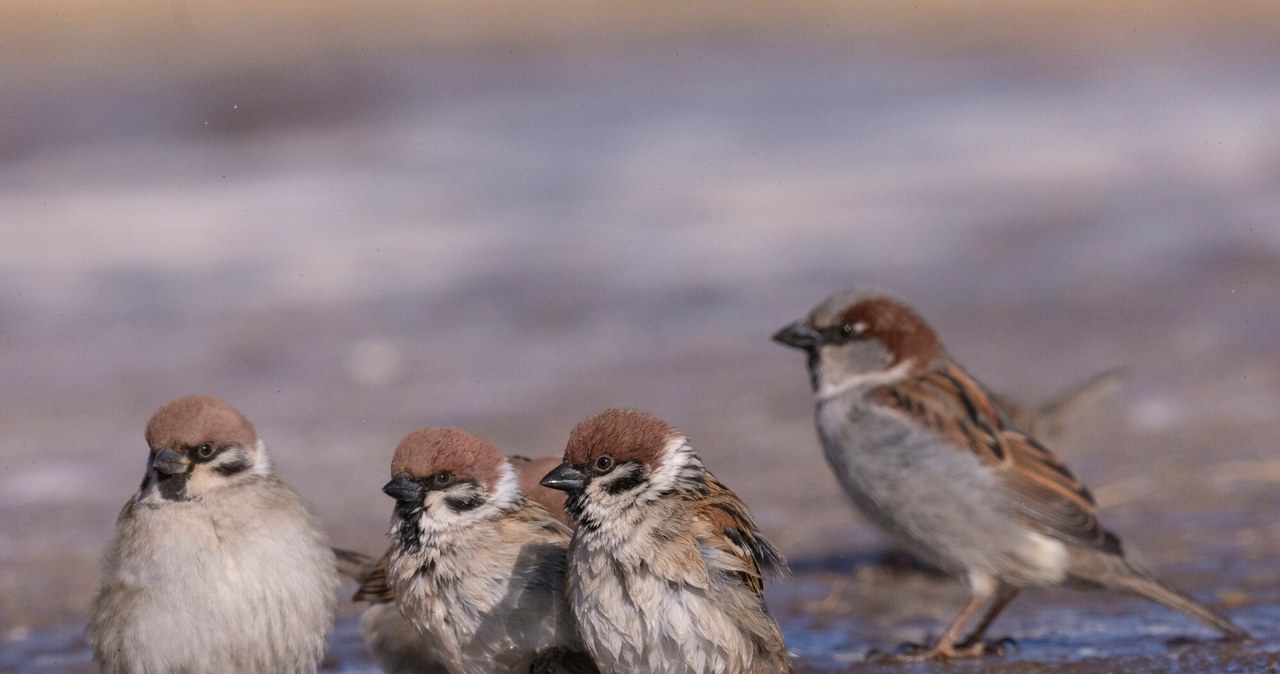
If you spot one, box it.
[952,637,1017,659]
[866,641,942,663]
[869,637,1015,662]
[994,636,1018,654]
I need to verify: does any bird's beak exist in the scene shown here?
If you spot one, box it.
[382,474,425,503]
[151,447,191,476]
[772,321,820,350]
[540,462,586,493]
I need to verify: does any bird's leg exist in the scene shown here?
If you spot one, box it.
[875,586,1016,661]
[954,584,1019,656]
[873,592,986,662]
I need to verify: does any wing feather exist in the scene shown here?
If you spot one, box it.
[871,363,1120,554]
[691,473,788,597]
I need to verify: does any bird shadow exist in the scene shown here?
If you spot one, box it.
[786,547,948,579]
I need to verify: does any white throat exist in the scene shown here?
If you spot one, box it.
[817,358,915,402]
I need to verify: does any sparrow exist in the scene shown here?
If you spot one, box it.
[86,395,338,674]
[333,454,576,674]
[381,428,595,674]
[540,408,792,674]
[772,290,1250,659]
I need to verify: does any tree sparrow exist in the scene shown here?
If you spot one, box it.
[772,290,1249,659]
[86,395,338,674]
[381,428,594,674]
[334,454,576,674]
[540,409,793,674]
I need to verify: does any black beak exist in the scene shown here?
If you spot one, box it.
[772,321,819,350]
[540,462,586,493]
[152,447,190,476]
[383,474,425,503]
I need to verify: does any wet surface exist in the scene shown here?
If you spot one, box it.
[3,23,1280,674]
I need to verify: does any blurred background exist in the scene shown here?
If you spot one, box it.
[2,1,1279,671]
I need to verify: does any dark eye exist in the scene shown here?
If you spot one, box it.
[594,455,614,473]
[196,443,216,460]
[434,470,453,486]
[825,321,866,344]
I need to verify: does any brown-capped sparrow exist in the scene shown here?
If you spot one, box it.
[773,290,1249,660]
[87,395,338,673]
[334,453,577,674]
[381,428,595,674]
[541,408,793,674]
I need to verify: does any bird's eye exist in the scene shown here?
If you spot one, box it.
[594,455,614,473]
[830,321,868,342]
[196,443,216,460]
[434,470,453,486]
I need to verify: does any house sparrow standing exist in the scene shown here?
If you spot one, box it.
[87,395,338,674]
[334,454,576,674]
[381,428,594,674]
[541,409,792,674]
[772,290,1249,659]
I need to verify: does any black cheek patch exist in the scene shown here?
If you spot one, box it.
[603,465,645,496]
[444,492,487,512]
[215,459,252,477]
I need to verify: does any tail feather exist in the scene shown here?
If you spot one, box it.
[333,547,377,581]
[1071,553,1250,641]
[1030,368,1125,440]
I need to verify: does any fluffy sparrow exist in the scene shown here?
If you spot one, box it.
[86,395,338,674]
[773,290,1249,659]
[334,453,576,674]
[381,428,594,674]
[541,409,792,674]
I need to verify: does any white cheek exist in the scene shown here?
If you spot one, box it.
[419,492,461,532]
[183,465,219,496]
[581,481,625,521]
[249,438,272,476]
[644,436,692,497]
[415,467,517,536]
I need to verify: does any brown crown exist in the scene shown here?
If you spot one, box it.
[389,427,504,488]
[834,295,943,367]
[564,408,678,467]
[145,395,257,452]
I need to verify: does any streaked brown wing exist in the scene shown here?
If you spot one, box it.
[350,548,396,603]
[871,363,1120,554]
[510,455,572,526]
[694,473,788,597]
[509,498,574,542]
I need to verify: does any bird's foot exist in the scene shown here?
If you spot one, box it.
[954,635,1016,657]
[867,636,1015,662]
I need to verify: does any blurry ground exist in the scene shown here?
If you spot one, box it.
[2,1,1279,671]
